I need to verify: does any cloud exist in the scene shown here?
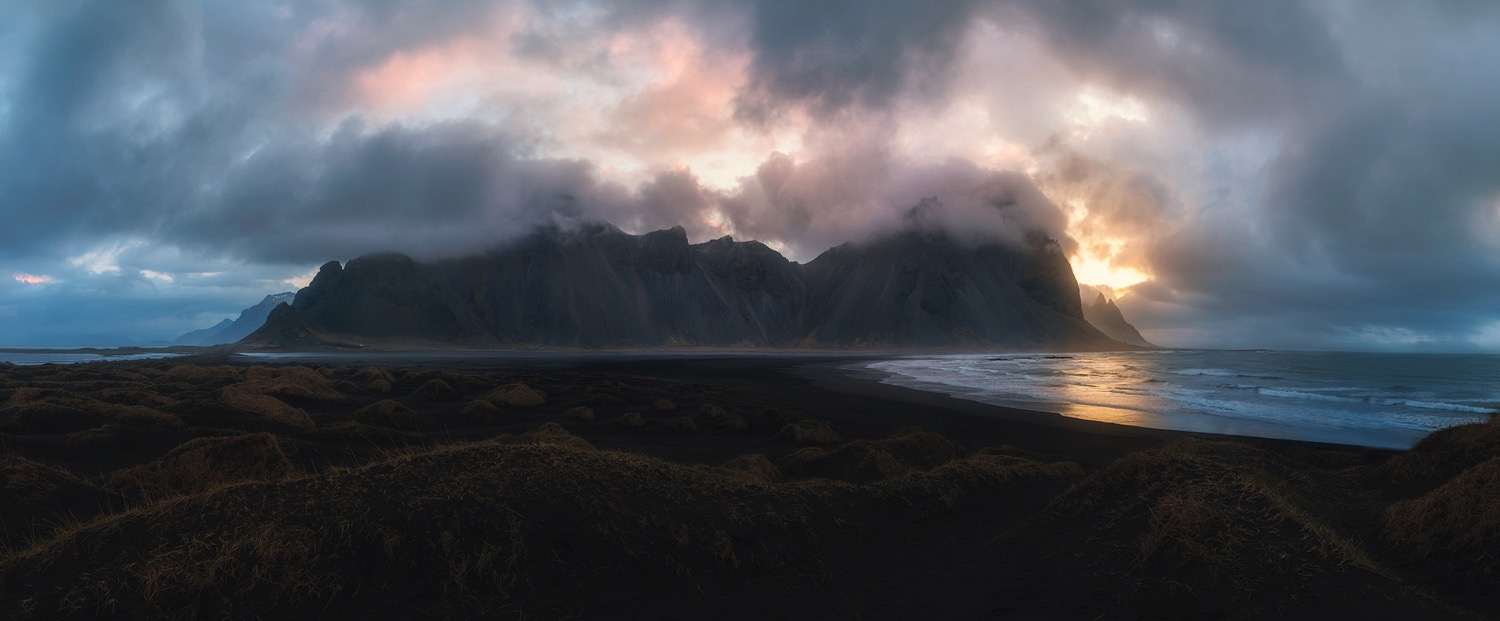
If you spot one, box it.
[4,0,1500,351]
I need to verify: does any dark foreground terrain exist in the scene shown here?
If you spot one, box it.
[0,353,1495,619]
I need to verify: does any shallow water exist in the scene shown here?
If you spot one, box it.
[0,352,184,366]
[870,350,1499,449]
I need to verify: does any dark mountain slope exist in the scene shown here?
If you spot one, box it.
[1083,292,1154,347]
[242,222,1128,350]
[800,230,1113,348]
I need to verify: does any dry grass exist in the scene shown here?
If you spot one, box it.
[1382,457,1500,588]
[491,422,598,452]
[562,406,595,421]
[482,384,546,408]
[236,366,346,403]
[0,403,101,434]
[410,378,458,401]
[63,424,125,450]
[720,454,782,483]
[698,404,746,431]
[0,456,120,552]
[0,442,846,619]
[1013,440,1397,611]
[106,433,300,500]
[1382,416,1500,490]
[617,412,646,428]
[778,420,841,445]
[458,399,505,422]
[220,393,315,431]
[652,398,677,412]
[353,399,424,430]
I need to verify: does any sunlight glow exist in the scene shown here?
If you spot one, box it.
[68,240,144,275]
[1070,256,1150,293]
[1066,87,1149,139]
[1052,199,1152,293]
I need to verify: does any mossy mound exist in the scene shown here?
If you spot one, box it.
[617,412,647,428]
[219,393,315,431]
[0,402,102,434]
[1382,416,1500,489]
[1000,441,1403,617]
[107,433,300,499]
[651,398,677,412]
[874,430,962,470]
[409,378,458,401]
[457,399,505,422]
[87,401,184,429]
[353,399,423,429]
[699,404,748,431]
[778,420,841,445]
[779,443,907,484]
[1381,456,1500,608]
[482,384,545,408]
[233,366,346,403]
[0,442,835,619]
[86,388,179,409]
[353,367,395,385]
[493,422,597,452]
[721,454,782,483]
[0,457,121,551]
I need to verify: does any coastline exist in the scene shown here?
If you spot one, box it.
[1,349,1489,618]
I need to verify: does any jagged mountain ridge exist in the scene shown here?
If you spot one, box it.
[1082,292,1154,348]
[246,222,1127,349]
[175,293,295,346]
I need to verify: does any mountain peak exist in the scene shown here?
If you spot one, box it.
[1083,292,1154,348]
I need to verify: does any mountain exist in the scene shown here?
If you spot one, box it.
[175,293,295,346]
[172,319,233,346]
[1082,292,1154,347]
[245,222,1127,350]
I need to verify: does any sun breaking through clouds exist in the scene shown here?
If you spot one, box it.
[3,1,1500,350]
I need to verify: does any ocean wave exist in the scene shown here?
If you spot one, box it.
[1258,388,1361,403]
[1172,368,1237,377]
[1173,368,1282,380]
[1381,400,1496,414]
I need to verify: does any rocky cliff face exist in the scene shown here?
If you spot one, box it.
[1082,292,1154,348]
[799,230,1109,347]
[244,222,1128,350]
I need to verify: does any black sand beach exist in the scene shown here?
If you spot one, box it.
[0,352,1494,619]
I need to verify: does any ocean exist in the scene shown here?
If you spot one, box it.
[869,350,1499,449]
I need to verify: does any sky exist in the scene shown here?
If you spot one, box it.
[3,1,1500,351]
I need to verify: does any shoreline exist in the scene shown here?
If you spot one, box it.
[2,347,1489,618]
[2,347,1414,458]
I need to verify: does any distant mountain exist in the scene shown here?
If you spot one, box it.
[245,222,1129,350]
[1082,292,1154,348]
[175,293,295,346]
[172,319,234,346]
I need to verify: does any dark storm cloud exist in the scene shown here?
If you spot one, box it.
[5,0,1500,349]
[731,0,978,121]
[1001,0,1350,128]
